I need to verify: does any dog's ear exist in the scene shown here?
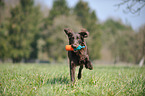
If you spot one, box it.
[64,28,73,37]
[79,29,89,38]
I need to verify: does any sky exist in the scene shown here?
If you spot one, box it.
[37,0,145,31]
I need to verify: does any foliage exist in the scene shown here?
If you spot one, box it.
[7,0,42,62]
[42,0,72,62]
[0,0,5,23]
[44,15,82,62]
[0,22,10,61]
[44,0,70,26]
[0,64,145,95]
[134,25,145,63]
[115,0,145,14]
[102,18,139,63]
[0,0,9,61]
[0,0,144,64]
[74,1,102,59]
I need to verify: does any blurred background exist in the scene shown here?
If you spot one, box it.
[0,0,145,65]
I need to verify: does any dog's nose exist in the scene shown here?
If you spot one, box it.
[71,44,77,48]
[80,56,86,60]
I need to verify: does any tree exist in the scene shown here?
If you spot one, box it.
[115,0,145,14]
[102,18,137,63]
[138,25,145,66]
[0,22,10,62]
[0,0,4,24]
[74,1,90,29]
[44,0,70,27]
[8,0,42,63]
[0,0,10,62]
[74,0,102,60]
[42,0,71,62]
[44,15,82,62]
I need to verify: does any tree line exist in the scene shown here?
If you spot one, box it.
[0,0,144,64]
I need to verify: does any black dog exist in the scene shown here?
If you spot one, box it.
[64,28,93,82]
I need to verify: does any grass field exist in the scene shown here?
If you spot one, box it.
[0,63,145,96]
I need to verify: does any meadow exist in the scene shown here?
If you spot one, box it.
[0,63,144,96]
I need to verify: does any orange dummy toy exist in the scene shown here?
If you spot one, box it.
[65,45,85,51]
[65,45,74,51]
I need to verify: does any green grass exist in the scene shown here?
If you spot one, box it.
[0,64,145,96]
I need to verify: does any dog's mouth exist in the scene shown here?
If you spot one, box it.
[72,44,85,51]
[73,50,78,53]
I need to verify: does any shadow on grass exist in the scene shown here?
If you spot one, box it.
[47,76,69,84]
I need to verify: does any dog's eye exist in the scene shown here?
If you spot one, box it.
[69,37,74,42]
[77,37,80,40]
[71,37,74,39]
[69,36,73,39]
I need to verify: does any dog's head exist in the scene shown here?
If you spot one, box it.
[64,28,89,49]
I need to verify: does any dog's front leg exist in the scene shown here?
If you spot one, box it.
[78,65,83,79]
[70,60,75,82]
